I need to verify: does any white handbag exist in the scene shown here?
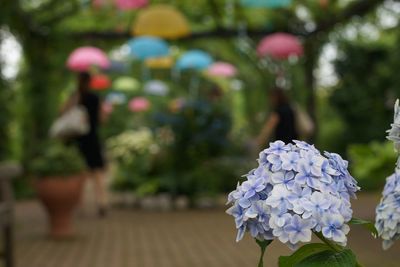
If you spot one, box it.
[49,105,90,139]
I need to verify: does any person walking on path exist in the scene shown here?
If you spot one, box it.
[62,72,108,217]
[256,87,298,149]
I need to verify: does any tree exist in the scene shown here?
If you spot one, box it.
[1,0,81,164]
[331,27,400,146]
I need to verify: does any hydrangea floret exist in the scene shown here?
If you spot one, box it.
[227,140,368,266]
[376,99,400,250]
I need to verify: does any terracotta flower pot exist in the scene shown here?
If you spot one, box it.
[35,174,85,238]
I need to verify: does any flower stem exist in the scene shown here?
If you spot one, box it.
[255,239,272,267]
[257,245,266,267]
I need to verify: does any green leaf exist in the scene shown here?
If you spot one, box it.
[295,249,357,267]
[349,217,378,238]
[278,243,332,267]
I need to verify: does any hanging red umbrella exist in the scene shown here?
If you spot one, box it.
[257,33,303,60]
[67,46,110,72]
[90,74,111,90]
[115,0,148,10]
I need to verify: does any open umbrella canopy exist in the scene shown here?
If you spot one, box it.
[105,60,129,74]
[67,46,110,72]
[145,56,174,69]
[206,62,238,78]
[105,92,127,105]
[144,80,169,96]
[113,76,140,91]
[132,4,190,39]
[90,74,111,90]
[127,36,170,60]
[257,33,303,60]
[176,50,213,71]
[129,97,151,112]
[115,0,148,10]
[240,0,292,8]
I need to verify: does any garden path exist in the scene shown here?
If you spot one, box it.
[13,193,400,267]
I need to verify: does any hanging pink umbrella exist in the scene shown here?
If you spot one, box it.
[115,0,148,10]
[257,33,303,60]
[129,97,150,112]
[207,62,238,78]
[67,46,110,72]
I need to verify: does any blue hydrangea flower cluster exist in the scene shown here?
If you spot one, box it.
[226,140,359,249]
[386,99,400,153]
[375,171,400,250]
[375,99,400,250]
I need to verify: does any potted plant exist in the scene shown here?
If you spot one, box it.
[30,142,86,237]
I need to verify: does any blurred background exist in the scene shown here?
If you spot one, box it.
[0,0,400,267]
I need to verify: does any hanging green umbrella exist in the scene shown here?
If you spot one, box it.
[113,77,140,92]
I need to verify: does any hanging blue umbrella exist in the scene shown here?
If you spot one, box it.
[105,91,127,105]
[240,0,292,8]
[176,50,213,71]
[127,36,170,60]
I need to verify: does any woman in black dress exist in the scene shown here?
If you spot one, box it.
[256,88,298,148]
[65,72,108,217]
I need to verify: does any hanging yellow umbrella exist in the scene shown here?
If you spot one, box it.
[145,56,174,69]
[132,4,190,39]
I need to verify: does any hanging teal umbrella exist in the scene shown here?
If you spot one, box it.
[240,0,292,8]
[176,50,213,97]
[127,36,170,60]
[176,50,213,71]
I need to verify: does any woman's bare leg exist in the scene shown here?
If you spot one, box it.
[92,169,108,217]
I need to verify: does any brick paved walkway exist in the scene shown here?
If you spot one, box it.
[13,193,400,267]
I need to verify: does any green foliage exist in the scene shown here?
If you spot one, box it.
[330,39,399,147]
[178,157,253,196]
[107,128,158,192]
[2,0,394,199]
[293,249,357,267]
[348,141,396,191]
[316,90,347,154]
[157,99,232,170]
[29,142,85,178]
[0,79,12,160]
[277,217,377,267]
[279,243,334,267]
[349,217,378,238]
